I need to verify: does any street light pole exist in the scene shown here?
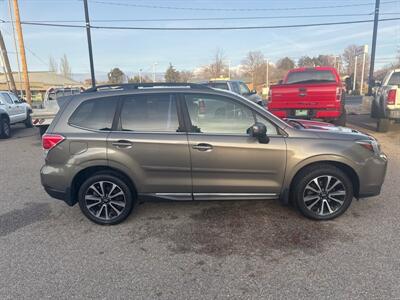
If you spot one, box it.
[83,0,96,88]
[368,0,380,95]
[353,55,358,93]
[139,69,142,83]
[152,62,157,82]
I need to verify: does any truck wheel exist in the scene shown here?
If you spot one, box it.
[377,118,390,133]
[24,113,33,128]
[334,109,347,126]
[39,125,49,136]
[0,117,11,139]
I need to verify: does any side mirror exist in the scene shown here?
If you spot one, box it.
[251,89,257,95]
[374,80,381,87]
[247,122,269,144]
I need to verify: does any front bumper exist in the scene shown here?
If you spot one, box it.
[358,153,388,198]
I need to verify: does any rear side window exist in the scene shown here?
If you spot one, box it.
[119,94,179,132]
[69,98,117,131]
[286,70,336,84]
[387,72,400,85]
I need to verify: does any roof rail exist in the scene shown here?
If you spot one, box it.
[83,82,211,93]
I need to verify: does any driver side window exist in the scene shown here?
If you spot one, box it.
[184,94,256,134]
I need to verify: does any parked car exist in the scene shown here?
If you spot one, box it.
[0,91,33,138]
[40,83,387,225]
[200,79,263,105]
[32,87,82,135]
[268,66,346,126]
[371,69,400,132]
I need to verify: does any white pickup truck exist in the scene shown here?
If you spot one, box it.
[371,69,400,132]
[0,91,33,138]
[32,87,82,135]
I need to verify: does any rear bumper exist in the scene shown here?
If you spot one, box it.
[269,108,342,119]
[41,164,77,206]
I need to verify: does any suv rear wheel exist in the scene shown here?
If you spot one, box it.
[293,164,353,220]
[0,117,11,139]
[78,172,135,225]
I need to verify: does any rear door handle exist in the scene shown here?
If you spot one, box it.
[192,143,213,151]
[112,140,133,149]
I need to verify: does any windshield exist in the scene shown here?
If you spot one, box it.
[238,82,250,94]
[387,72,400,85]
[286,70,336,84]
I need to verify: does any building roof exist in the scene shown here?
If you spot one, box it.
[0,71,80,90]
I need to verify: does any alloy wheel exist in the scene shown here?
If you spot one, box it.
[302,175,347,216]
[84,180,126,221]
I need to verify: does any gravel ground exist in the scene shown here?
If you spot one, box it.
[0,117,399,300]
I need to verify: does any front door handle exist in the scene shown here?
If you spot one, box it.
[112,140,133,149]
[192,143,213,151]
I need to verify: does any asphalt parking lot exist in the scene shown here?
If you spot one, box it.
[1,115,399,299]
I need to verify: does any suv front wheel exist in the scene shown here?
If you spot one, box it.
[293,164,353,220]
[78,172,135,225]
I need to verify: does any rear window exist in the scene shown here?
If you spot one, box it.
[119,94,179,132]
[69,98,117,131]
[387,72,400,85]
[208,82,229,90]
[286,70,336,84]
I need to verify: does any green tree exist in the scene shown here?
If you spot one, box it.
[108,68,125,84]
[165,63,180,82]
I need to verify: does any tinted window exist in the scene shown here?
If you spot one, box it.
[69,98,117,130]
[286,70,336,84]
[238,82,250,95]
[255,114,279,135]
[185,94,255,134]
[120,94,179,132]
[388,72,400,85]
[2,93,14,104]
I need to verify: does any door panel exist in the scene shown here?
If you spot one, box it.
[183,93,286,198]
[1,93,18,123]
[188,134,286,195]
[107,94,191,195]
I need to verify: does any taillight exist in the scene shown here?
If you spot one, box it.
[42,134,65,150]
[387,89,396,105]
[336,87,342,101]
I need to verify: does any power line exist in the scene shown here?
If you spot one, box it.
[4,12,400,23]
[88,0,399,11]
[5,17,399,30]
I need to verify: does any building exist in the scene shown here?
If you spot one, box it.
[0,71,81,101]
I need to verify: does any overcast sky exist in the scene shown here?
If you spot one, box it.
[0,0,399,78]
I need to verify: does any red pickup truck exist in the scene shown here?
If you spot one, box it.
[268,67,346,126]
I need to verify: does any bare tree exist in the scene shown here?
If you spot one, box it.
[49,56,58,73]
[242,51,266,85]
[60,54,72,79]
[201,48,228,78]
[179,70,193,83]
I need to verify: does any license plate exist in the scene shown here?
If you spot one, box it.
[295,109,308,117]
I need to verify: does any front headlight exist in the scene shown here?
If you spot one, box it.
[356,140,381,155]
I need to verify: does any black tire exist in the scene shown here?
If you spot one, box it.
[376,118,390,133]
[292,164,353,220]
[39,125,48,136]
[78,172,135,225]
[334,108,347,126]
[24,112,33,128]
[0,117,11,139]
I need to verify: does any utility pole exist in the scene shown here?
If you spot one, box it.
[12,0,31,104]
[266,59,269,87]
[352,55,358,93]
[0,30,17,94]
[152,62,157,82]
[0,54,11,91]
[368,0,380,95]
[139,69,142,83]
[8,0,22,97]
[83,0,96,88]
